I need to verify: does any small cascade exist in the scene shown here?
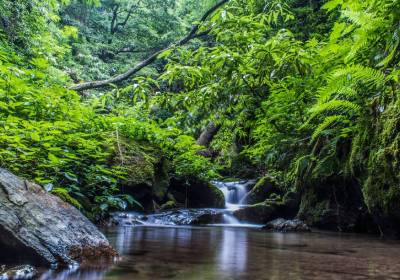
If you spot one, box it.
[222,213,240,224]
[212,180,256,225]
[110,180,258,228]
[212,180,255,211]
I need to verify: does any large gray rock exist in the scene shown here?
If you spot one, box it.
[0,169,117,267]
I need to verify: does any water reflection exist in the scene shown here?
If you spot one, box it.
[39,226,400,280]
[218,228,247,274]
[39,264,109,280]
[115,226,134,254]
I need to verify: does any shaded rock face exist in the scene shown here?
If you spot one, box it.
[233,191,300,224]
[233,202,281,224]
[262,218,310,232]
[109,209,224,226]
[243,176,282,205]
[297,179,378,233]
[119,157,170,213]
[0,265,37,280]
[169,178,225,209]
[0,169,117,267]
[368,211,400,239]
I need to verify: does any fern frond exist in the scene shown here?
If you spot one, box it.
[330,65,386,89]
[309,99,360,120]
[311,115,345,141]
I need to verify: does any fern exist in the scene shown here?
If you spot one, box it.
[311,115,345,141]
[309,100,360,120]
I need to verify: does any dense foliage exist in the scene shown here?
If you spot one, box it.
[0,0,217,219]
[1,0,399,227]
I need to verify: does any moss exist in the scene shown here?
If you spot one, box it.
[354,99,400,231]
[152,158,171,201]
[246,175,281,204]
[51,188,82,209]
[208,183,225,208]
[112,137,161,186]
[233,201,281,224]
[160,200,177,210]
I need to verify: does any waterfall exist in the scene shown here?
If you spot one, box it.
[212,180,256,225]
[212,180,255,211]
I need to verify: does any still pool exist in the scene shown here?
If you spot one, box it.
[39,225,400,280]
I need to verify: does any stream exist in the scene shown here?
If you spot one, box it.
[35,181,400,279]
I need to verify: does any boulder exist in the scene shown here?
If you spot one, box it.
[0,168,117,267]
[243,175,282,204]
[233,202,281,224]
[233,191,300,224]
[262,218,310,232]
[0,265,37,280]
[297,179,377,233]
[169,178,225,208]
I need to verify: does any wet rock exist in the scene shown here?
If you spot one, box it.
[243,176,282,204]
[0,168,117,267]
[110,209,225,226]
[107,212,145,226]
[262,218,310,232]
[233,202,281,224]
[145,209,225,225]
[233,191,300,224]
[0,265,37,280]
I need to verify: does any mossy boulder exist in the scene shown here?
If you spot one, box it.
[111,139,174,212]
[233,202,281,224]
[362,176,400,238]
[234,191,300,224]
[243,175,282,204]
[169,178,225,208]
[297,179,377,233]
[160,200,177,211]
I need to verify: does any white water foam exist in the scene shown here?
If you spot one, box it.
[212,180,257,225]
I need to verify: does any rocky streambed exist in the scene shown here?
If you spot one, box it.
[2,168,398,280]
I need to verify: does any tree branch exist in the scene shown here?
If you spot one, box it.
[116,4,136,30]
[70,0,229,92]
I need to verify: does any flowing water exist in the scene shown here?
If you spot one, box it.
[212,180,255,211]
[27,181,400,279]
[212,180,256,225]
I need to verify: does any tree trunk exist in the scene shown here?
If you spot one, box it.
[197,122,221,147]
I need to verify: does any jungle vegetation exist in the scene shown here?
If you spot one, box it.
[0,0,399,226]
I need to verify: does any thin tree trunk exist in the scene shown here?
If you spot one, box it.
[197,122,221,147]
